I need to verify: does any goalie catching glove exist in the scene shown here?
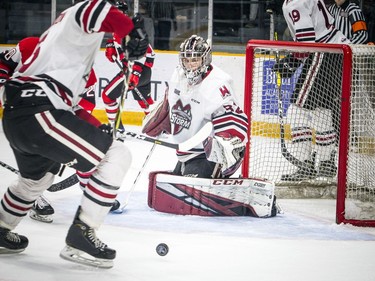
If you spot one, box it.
[123,13,149,61]
[203,132,246,177]
[272,55,302,78]
[142,90,171,137]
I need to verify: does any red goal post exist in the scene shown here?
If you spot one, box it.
[242,40,375,227]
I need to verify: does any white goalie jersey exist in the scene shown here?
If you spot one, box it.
[167,64,248,162]
[283,0,350,43]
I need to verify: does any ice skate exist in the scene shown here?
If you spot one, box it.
[29,195,54,223]
[60,207,116,268]
[0,227,29,254]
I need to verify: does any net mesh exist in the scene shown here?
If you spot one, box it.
[243,42,375,223]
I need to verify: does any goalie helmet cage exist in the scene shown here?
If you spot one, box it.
[242,40,375,227]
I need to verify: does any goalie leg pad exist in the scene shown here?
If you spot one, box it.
[148,172,277,218]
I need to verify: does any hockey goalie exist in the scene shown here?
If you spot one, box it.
[142,35,279,218]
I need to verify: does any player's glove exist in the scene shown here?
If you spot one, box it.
[203,132,246,177]
[128,63,142,90]
[124,13,149,61]
[105,39,117,62]
[272,55,302,78]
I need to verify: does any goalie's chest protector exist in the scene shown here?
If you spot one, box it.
[168,66,232,146]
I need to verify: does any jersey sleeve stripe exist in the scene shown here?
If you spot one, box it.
[89,1,106,32]
[75,1,89,28]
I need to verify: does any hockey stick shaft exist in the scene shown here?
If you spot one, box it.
[114,57,149,108]
[0,158,79,192]
[113,59,133,138]
[119,122,213,152]
[114,142,157,213]
[0,160,19,175]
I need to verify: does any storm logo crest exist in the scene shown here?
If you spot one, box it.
[170,99,192,134]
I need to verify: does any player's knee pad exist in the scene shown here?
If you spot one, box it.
[0,172,55,228]
[93,140,131,187]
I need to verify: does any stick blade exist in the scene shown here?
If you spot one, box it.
[178,122,213,151]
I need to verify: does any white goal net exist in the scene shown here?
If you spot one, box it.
[242,40,375,226]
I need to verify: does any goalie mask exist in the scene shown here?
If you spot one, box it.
[179,35,212,85]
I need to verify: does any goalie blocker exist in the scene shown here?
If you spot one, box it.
[148,171,278,218]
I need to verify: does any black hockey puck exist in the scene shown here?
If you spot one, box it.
[156,243,169,256]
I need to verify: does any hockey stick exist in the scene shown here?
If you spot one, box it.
[0,160,19,175]
[275,51,305,169]
[119,121,213,151]
[113,58,133,139]
[0,158,79,192]
[112,142,157,214]
[47,173,79,192]
[266,8,275,40]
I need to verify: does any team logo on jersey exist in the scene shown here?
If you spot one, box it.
[170,99,192,134]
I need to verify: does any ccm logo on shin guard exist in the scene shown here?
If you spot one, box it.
[212,179,244,185]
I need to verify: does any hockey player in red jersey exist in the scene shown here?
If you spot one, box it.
[102,1,155,135]
[0,0,148,268]
[271,0,351,181]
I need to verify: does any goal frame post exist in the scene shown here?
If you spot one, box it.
[242,39,375,227]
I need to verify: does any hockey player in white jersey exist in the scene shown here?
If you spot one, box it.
[142,36,278,218]
[272,0,351,181]
[144,35,248,179]
[0,0,148,268]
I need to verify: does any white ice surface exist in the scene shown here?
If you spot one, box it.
[1,124,375,281]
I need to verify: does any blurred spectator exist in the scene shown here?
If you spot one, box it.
[149,1,177,50]
[362,1,375,43]
[245,0,259,27]
[139,1,155,46]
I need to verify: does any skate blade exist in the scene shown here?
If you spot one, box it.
[60,245,114,269]
[0,247,26,254]
[29,210,53,223]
